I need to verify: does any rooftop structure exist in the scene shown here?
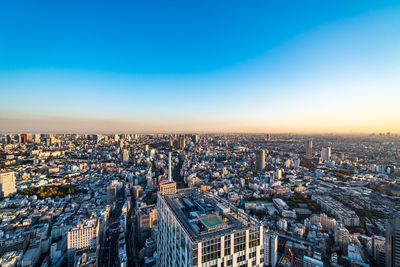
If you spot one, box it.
[160,188,261,243]
[157,188,264,266]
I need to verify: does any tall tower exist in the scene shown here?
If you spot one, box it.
[159,151,176,194]
[321,147,331,162]
[305,140,313,160]
[386,216,400,267]
[168,151,172,182]
[256,149,265,171]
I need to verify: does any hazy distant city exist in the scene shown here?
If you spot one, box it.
[1,1,400,267]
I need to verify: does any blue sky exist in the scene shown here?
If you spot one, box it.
[0,0,399,133]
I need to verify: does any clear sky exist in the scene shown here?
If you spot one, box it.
[0,0,399,133]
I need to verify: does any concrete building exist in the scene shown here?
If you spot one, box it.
[107,186,117,204]
[372,235,386,267]
[321,147,331,162]
[305,140,312,160]
[264,231,278,267]
[67,218,99,251]
[121,149,129,162]
[255,149,265,172]
[159,152,176,195]
[157,188,264,267]
[0,170,16,197]
[386,216,400,267]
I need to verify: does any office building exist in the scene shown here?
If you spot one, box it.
[255,149,265,171]
[321,147,331,162]
[372,235,386,267]
[121,149,129,162]
[177,135,186,149]
[106,186,117,204]
[305,140,312,160]
[0,170,16,197]
[67,218,99,266]
[157,188,264,267]
[264,231,278,267]
[20,134,27,144]
[386,216,400,267]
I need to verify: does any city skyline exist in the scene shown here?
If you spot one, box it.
[1,1,400,133]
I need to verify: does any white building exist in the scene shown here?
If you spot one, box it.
[157,188,264,267]
[264,231,278,267]
[67,218,100,253]
[321,147,331,162]
[0,170,16,197]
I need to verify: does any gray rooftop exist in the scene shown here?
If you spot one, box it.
[160,188,261,243]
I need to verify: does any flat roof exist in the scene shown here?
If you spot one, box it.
[200,215,223,228]
[160,188,262,243]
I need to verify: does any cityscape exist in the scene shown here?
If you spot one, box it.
[1,1,400,267]
[0,134,399,267]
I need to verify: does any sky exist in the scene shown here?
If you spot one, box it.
[0,0,399,133]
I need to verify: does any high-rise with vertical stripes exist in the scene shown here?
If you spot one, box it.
[157,188,264,267]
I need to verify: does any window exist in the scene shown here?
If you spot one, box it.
[234,231,246,253]
[237,255,246,262]
[192,244,198,264]
[202,238,221,263]
[224,235,231,256]
[249,228,260,248]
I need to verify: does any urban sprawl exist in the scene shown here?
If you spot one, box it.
[0,133,399,267]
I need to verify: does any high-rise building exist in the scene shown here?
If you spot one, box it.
[264,231,278,267]
[34,134,41,144]
[0,170,16,197]
[386,216,400,267]
[106,186,117,204]
[157,188,264,267]
[67,218,99,266]
[256,149,265,171]
[20,134,27,144]
[305,140,313,160]
[159,152,176,195]
[177,135,186,149]
[191,135,199,143]
[121,149,129,162]
[321,147,331,162]
[372,235,386,267]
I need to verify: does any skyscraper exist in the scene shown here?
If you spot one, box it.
[0,170,16,197]
[264,231,278,267]
[321,147,331,162]
[121,149,129,162]
[256,149,265,171]
[386,216,400,267]
[157,188,264,267]
[159,152,176,194]
[305,140,313,160]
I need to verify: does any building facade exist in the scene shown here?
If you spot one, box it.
[0,171,16,197]
[157,188,264,267]
[264,231,278,267]
[386,216,400,267]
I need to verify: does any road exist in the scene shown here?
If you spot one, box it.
[99,192,125,267]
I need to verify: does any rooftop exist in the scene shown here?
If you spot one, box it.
[160,188,262,243]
